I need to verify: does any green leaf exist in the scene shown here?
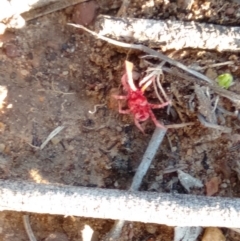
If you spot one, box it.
[217,73,233,89]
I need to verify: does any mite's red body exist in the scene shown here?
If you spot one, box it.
[113,61,169,133]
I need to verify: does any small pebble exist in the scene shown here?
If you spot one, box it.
[62,71,68,75]
[0,122,6,132]
[45,232,69,241]
[4,44,20,58]
[96,40,103,47]
[155,174,163,181]
[220,183,228,188]
[145,224,157,234]
[205,68,217,80]
[20,69,29,76]
[205,176,220,196]
[186,148,192,156]
[148,182,160,191]
[0,144,5,152]
[116,126,122,132]
[171,146,177,152]
[72,1,99,26]
[226,7,235,15]
[51,137,61,145]
[202,227,225,241]
[225,179,230,184]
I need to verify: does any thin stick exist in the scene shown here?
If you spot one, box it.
[165,122,194,128]
[23,215,37,241]
[197,114,232,133]
[162,67,240,107]
[130,127,167,191]
[67,23,214,85]
[1,179,240,228]
[104,128,167,240]
[190,61,234,71]
[117,0,131,17]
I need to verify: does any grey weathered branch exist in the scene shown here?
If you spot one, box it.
[0,179,240,227]
[0,0,87,22]
[104,128,167,240]
[95,15,240,52]
[0,0,60,21]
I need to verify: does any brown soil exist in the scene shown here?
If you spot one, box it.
[0,0,240,240]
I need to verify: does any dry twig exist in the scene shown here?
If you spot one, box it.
[117,0,131,17]
[95,15,240,52]
[0,0,88,22]
[104,127,167,240]
[67,23,240,107]
[0,179,240,227]
[163,67,240,107]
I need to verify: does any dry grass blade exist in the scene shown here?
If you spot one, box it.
[23,215,37,241]
[40,126,65,150]
[190,61,234,71]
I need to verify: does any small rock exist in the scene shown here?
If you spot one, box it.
[96,40,103,47]
[145,224,157,234]
[220,183,228,188]
[155,174,163,181]
[72,1,99,26]
[81,225,99,241]
[62,71,68,75]
[226,7,235,15]
[148,181,160,191]
[172,146,177,152]
[4,43,20,58]
[0,122,5,132]
[202,227,225,241]
[51,137,61,145]
[186,148,192,156]
[0,23,6,35]
[177,0,194,9]
[116,126,122,132]
[45,232,69,241]
[0,144,5,152]
[205,176,220,196]
[205,68,217,80]
[20,69,29,76]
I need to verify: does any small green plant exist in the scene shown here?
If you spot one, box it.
[216,73,233,89]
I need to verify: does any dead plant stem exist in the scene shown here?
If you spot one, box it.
[23,215,37,241]
[104,127,167,240]
[67,23,240,107]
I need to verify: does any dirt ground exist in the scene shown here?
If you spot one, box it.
[0,0,240,240]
